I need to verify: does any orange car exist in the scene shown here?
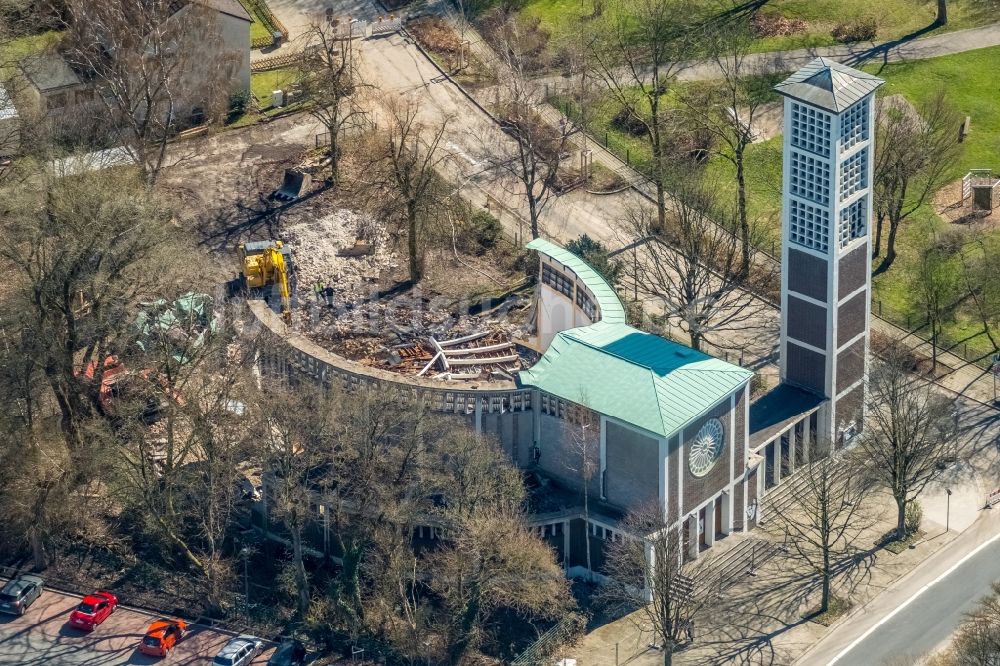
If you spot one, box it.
[139,618,187,657]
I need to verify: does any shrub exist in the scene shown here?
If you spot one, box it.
[566,234,622,287]
[611,106,648,137]
[905,500,923,536]
[750,12,807,38]
[470,209,502,251]
[831,17,877,43]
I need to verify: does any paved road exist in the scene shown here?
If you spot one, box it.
[0,584,273,665]
[797,499,1000,665]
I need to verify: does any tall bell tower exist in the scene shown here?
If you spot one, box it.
[775,58,884,445]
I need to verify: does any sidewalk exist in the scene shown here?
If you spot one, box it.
[430,4,1000,413]
[527,22,1000,89]
[796,507,1000,665]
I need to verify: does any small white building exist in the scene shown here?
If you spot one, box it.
[0,82,18,157]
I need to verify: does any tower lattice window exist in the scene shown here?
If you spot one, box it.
[789,199,830,253]
[840,98,870,152]
[790,151,831,206]
[790,103,831,157]
[839,148,868,201]
[838,195,867,248]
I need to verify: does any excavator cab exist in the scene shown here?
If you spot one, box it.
[238,240,294,325]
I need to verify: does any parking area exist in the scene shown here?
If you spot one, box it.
[0,583,274,665]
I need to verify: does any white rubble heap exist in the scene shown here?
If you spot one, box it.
[283,208,395,299]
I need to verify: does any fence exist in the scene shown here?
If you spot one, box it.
[243,0,289,49]
[543,83,1000,374]
[511,614,585,665]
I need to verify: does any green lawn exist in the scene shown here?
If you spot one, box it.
[568,44,1000,362]
[250,68,298,108]
[517,0,998,54]
[239,0,277,47]
[0,31,61,75]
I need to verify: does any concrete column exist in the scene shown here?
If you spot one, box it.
[773,440,782,486]
[721,490,732,536]
[563,520,570,573]
[802,416,812,464]
[687,514,699,561]
[705,499,716,547]
[787,430,796,475]
[531,390,541,456]
[474,397,483,434]
[600,416,608,499]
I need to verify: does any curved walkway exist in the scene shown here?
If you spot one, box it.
[526,21,1000,88]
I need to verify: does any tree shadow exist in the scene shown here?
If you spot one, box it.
[842,22,942,74]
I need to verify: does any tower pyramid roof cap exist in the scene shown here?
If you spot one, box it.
[774,57,884,113]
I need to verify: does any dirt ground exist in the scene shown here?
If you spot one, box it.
[157,112,535,380]
[935,177,1000,228]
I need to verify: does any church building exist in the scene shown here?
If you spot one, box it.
[515,58,883,566]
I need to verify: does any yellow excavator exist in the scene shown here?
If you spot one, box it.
[238,240,293,325]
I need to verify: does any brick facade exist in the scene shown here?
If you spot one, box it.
[604,420,659,510]
[785,342,827,394]
[787,295,828,349]
[788,248,829,302]
[838,244,868,299]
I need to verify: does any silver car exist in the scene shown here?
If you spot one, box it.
[0,575,44,616]
[213,635,264,666]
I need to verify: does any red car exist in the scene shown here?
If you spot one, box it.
[139,619,187,657]
[68,591,118,631]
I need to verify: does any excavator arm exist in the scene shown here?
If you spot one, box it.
[263,248,293,325]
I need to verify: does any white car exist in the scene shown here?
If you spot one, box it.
[213,635,264,666]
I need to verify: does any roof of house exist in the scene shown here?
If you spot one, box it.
[774,57,884,113]
[19,53,84,92]
[526,237,627,325]
[194,0,252,21]
[519,320,754,438]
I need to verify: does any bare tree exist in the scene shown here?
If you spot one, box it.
[372,97,451,283]
[589,0,701,231]
[950,582,1000,665]
[873,91,961,271]
[600,504,697,666]
[617,177,774,351]
[256,385,336,617]
[565,403,599,581]
[430,509,573,665]
[680,8,764,273]
[958,237,1000,353]
[61,0,243,185]
[1,166,179,449]
[115,313,259,611]
[858,343,959,540]
[298,18,367,185]
[914,236,961,373]
[764,444,876,614]
[480,15,573,239]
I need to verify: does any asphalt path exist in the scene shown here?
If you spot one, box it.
[0,583,274,665]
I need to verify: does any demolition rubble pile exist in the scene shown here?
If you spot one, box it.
[284,208,394,299]
[286,208,533,382]
[307,295,532,381]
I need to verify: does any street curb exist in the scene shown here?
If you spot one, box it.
[0,574,276,647]
[791,517,980,665]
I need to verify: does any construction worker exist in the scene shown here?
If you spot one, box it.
[313,280,323,303]
[324,282,335,308]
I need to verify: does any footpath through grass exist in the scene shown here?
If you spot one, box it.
[566,45,1000,363]
[518,0,999,54]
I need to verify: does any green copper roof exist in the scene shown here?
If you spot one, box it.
[526,237,627,324]
[519,321,754,438]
